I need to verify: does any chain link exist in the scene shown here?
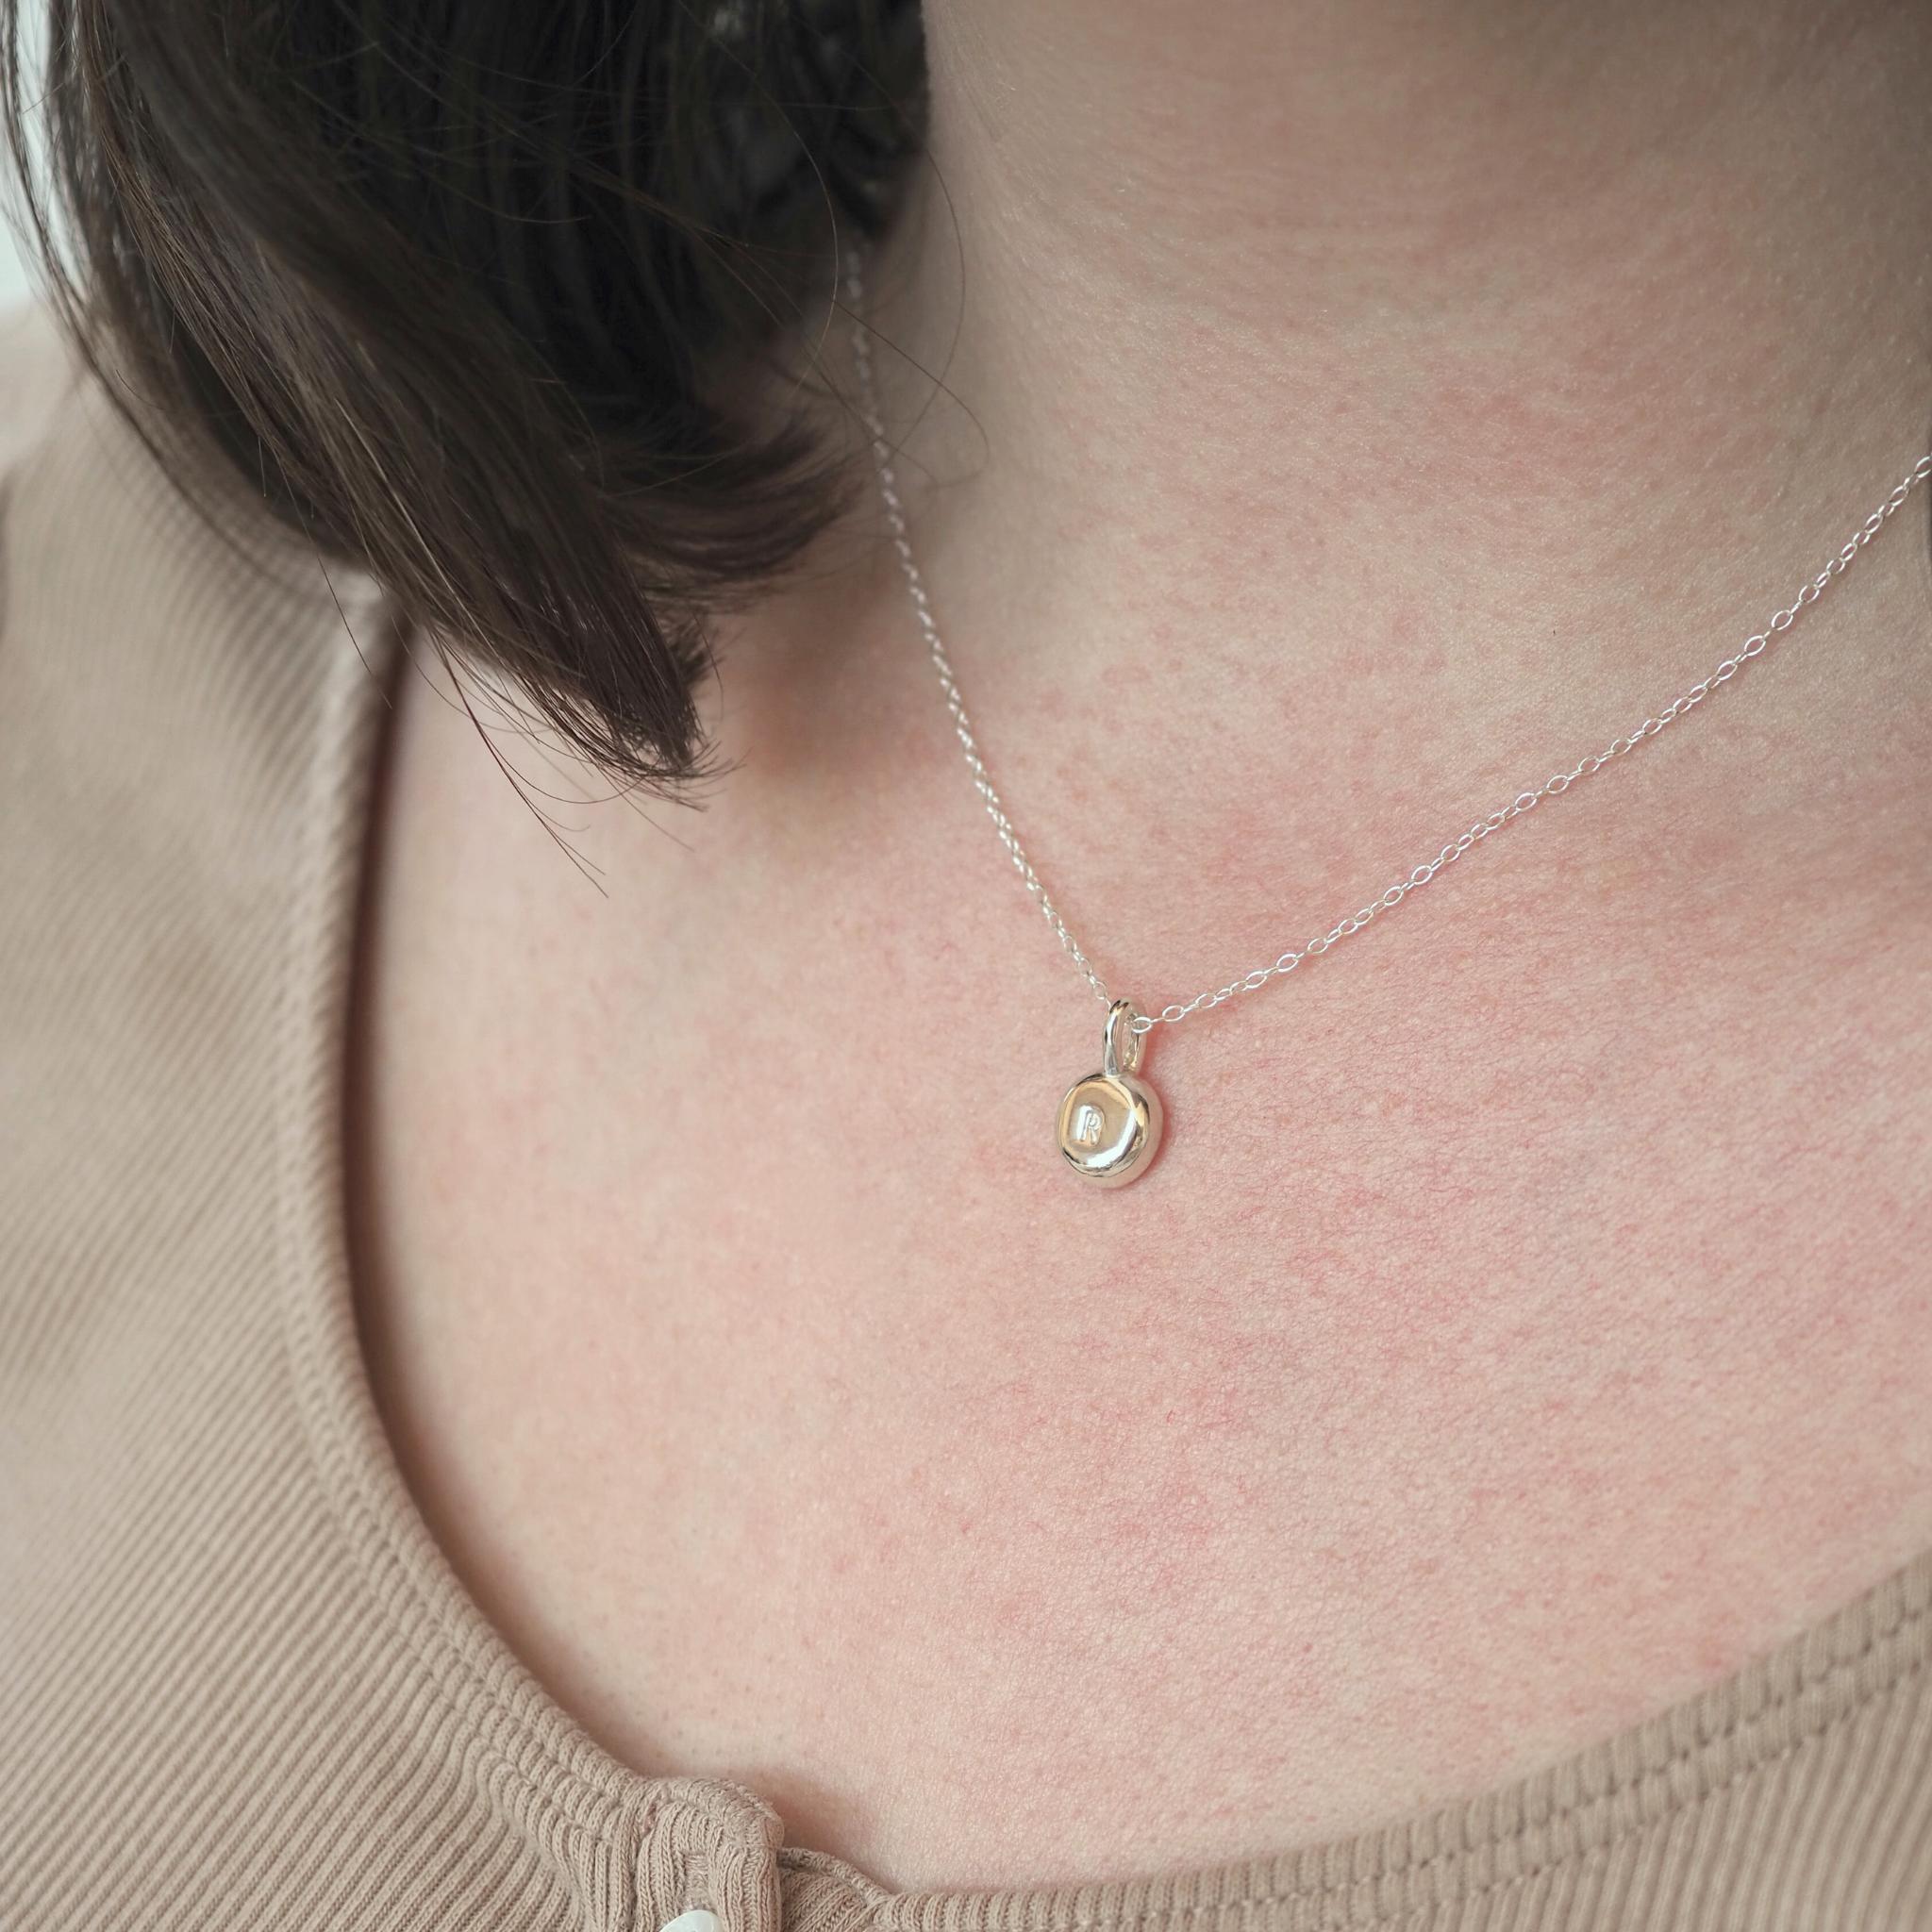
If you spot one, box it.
[846,251,1932,1036]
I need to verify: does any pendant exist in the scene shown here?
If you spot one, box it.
[1056,999,1163,1188]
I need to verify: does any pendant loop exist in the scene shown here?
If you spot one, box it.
[1102,998,1142,1079]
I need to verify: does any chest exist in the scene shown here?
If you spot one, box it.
[347,811,1932,1890]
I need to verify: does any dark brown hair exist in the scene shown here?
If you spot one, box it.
[2,0,925,788]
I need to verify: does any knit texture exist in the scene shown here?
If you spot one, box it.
[3,301,1931,1930]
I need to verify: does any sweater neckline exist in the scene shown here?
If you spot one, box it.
[271,586,1932,1932]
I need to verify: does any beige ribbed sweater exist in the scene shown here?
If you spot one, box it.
[4,299,1932,1931]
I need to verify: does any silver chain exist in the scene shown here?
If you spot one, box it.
[845,252,1932,1036]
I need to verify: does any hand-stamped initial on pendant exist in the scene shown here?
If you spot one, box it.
[1056,1000,1163,1188]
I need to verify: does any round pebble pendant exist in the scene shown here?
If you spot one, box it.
[1056,999,1163,1188]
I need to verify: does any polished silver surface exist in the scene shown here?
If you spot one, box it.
[1057,1001,1163,1187]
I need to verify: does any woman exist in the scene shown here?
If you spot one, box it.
[4,1,1930,1925]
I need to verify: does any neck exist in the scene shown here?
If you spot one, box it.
[856,0,1932,689]
[706,2,1932,1039]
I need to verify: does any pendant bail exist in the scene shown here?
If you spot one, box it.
[1103,998,1143,1079]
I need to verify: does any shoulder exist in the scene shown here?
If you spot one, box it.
[0,289,391,846]
[0,300,86,480]
[0,295,385,639]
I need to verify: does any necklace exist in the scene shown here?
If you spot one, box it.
[845,255,1932,1190]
